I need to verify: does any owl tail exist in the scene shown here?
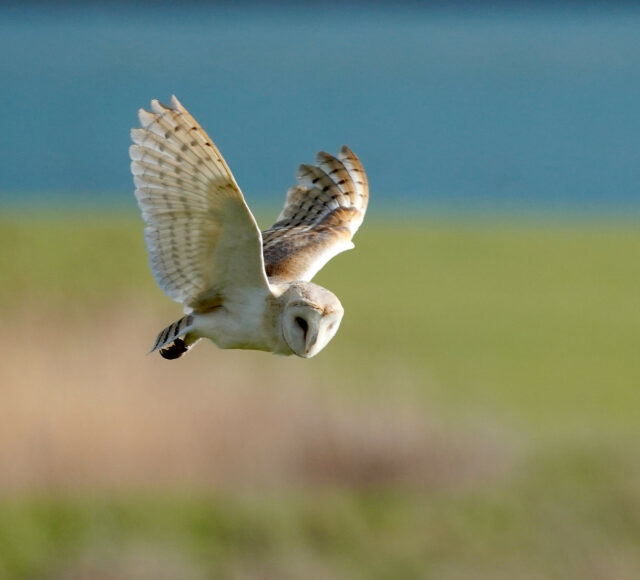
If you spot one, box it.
[150,314,197,359]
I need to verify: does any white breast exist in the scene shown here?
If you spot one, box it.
[194,287,285,353]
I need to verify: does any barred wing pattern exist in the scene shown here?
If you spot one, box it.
[130,96,269,311]
[262,147,369,282]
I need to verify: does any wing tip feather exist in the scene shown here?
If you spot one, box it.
[170,94,183,111]
[138,107,155,127]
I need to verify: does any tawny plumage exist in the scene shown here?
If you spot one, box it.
[130,96,368,359]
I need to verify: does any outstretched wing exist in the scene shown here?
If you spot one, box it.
[262,146,369,282]
[130,96,269,311]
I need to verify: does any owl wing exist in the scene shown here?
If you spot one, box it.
[130,96,269,311]
[262,146,369,282]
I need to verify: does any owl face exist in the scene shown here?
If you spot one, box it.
[280,285,344,358]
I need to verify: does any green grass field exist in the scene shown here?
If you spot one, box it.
[0,212,639,579]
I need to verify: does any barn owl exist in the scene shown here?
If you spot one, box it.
[130,96,368,359]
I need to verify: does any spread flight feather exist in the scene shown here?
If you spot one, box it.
[131,96,368,306]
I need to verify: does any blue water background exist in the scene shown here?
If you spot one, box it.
[1,3,639,214]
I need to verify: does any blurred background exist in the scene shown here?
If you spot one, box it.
[1,1,639,578]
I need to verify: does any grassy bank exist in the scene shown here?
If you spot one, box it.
[2,213,638,433]
[0,212,639,578]
[2,462,640,580]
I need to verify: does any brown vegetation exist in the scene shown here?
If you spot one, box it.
[0,303,512,493]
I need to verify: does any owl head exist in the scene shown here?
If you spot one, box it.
[279,282,344,358]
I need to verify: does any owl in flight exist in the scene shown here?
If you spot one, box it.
[130,96,368,359]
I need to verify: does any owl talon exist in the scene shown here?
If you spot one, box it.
[159,338,188,360]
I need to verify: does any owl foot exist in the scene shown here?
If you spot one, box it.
[159,338,188,360]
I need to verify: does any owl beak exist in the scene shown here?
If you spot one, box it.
[304,329,319,357]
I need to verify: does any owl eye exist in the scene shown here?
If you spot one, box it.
[295,316,308,338]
